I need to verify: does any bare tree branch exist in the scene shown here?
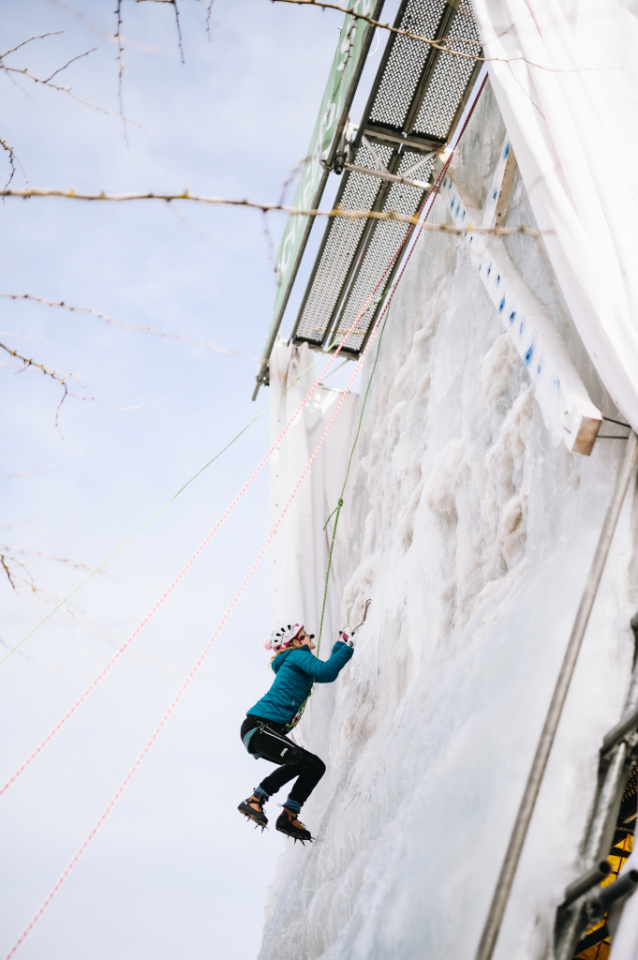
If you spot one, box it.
[0,340,71,387]
[169,205,217,249]
[1,554,19,591]
[0,340,72,426]
[273,0,569,73]
[0,340,140,428]
[43,46,97,83]
[0,292,258,359]
[199,0,215,39]
[172,1,184,63]
[0,32,64,60]
[0,542,111,636]
[130,0,185,61]
[0,29,144,126]
[0,187,543,235]
[115,0,126,132]
[0,454,83,480]
[1,63,139,122]
[45,2,166,53]
[0,137,27,190]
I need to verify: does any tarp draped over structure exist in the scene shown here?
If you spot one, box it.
[470,0,638,432]
[268,341,358,649]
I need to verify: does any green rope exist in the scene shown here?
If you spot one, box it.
[1,357,318,666]
[316,308,390,655]
[3,303,378,666]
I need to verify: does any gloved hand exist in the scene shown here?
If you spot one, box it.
[339,630,354,648]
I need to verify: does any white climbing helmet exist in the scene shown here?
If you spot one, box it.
[263,623,303,654]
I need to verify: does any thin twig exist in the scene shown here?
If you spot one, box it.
[130,0,185,59]
[278,157,307,207]
[0,292,258,359]
[45,2,166,53]
[168,205,217,249]
[115,0,126,137]
[0,340,136,428]
[201,0,215,38]
[0,341,70,387]
[172,0,184,63]
[0,137,26,190]
[0,554,18,591]
[1,64,141,123]
[273,0,568,73]
[0,187,544,235]
[0,340,71,426]
[43,47,97,83]
[0,32,64,60]
[262,210,276,265]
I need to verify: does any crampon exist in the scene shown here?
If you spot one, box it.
[276,808,314,844]
[238,794,268,830]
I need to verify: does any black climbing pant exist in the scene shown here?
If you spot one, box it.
[240,715,326,805]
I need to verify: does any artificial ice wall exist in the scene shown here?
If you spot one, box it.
[259,83,638,960]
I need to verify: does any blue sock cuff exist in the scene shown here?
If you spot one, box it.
[254,786,269,800]
[283,798,301,813]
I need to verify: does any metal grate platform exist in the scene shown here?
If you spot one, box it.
[290,0,482,359]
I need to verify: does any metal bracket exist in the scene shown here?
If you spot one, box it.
[322,120,358,176]
[362,126,443,155]
[335,132,437,190]
[341,161,432,191]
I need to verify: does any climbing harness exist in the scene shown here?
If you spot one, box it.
[283,697,310,733]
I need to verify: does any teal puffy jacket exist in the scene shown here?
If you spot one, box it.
[247,640,353,726]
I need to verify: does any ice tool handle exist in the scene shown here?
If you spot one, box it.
[344,599,372,644]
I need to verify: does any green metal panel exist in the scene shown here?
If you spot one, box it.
[253,0,384,398]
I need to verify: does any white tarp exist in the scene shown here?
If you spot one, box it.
[470,0,638,433]
[268,340,359,650]
[469,1,638,952]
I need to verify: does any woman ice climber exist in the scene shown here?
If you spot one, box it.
[238,623,354,842]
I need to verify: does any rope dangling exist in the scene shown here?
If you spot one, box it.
[316,309,390,654]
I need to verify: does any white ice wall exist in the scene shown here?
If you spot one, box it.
[258,84,638,960]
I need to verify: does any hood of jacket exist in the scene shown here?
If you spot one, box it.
[271,647,301,675]
[246,641,353,727]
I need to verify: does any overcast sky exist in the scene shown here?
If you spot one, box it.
[0,2,359,956]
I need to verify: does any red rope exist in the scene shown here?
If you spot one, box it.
[2,291,392,960]
[0,244,398,802]
[4,74,487,959]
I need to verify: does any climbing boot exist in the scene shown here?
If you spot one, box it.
[238,793,268,829]
[276,807,313,843]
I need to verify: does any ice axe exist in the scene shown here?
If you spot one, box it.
[351,598,371,635]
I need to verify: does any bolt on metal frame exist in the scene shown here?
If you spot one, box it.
[290,0,482,360]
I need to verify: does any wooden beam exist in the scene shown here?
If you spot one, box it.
[483,137,518,230]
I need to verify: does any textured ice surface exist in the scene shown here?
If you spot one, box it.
[258,84,638,960]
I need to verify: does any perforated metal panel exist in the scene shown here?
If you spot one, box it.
[413,1,480,139]
[333,151,434,354]
[291,0,482,358]
[369,0,445,129]
[294,141,392,346]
